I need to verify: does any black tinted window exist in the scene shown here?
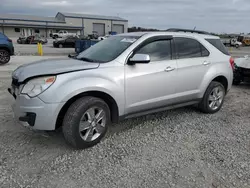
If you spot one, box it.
[175,38,204,59]
[201,45,210,57]
[206,39,229,55]
[136,40,172,61]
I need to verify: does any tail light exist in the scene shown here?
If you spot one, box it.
[229,57,235,69]
[7,38,12,42]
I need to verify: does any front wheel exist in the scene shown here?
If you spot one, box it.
[198,81,225,114]
[62,97,110,149]
[0,49,10,65]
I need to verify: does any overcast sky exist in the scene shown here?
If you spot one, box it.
[0,0,249,33]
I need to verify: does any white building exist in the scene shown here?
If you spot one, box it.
[0,12,128,38]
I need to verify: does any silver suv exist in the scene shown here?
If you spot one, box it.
[9,29,234,149]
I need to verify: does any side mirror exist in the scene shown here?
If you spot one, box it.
[128,54,150,65]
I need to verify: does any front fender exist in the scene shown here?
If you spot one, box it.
[39,71,125,115]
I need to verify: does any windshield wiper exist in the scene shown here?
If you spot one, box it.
[78,57,95,62]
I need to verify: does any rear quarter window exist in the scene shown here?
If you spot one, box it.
[205,39,229,55]
[174,37,209,59]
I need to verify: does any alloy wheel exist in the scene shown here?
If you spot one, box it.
[208,86,224,110]
[79,107,107,142]
[0,50,10,64]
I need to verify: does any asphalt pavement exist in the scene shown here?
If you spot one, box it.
[12,37,76,56]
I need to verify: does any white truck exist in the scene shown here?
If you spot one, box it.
[221,38,242,48]
[51,30,77,39]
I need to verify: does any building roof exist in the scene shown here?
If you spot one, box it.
[59,12,128,22]
[0,13,65,23]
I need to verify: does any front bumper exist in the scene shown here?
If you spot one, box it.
[9,88,65,131]
[10,46,15,55]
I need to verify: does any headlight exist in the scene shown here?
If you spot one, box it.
[21,76,56,97]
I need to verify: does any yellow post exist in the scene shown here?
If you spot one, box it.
[37,42,40,55]
[40,43,43,56]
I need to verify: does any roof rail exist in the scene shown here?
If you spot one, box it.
[166,28,212,35]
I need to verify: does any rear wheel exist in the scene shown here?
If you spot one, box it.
[198,81,225,114]
[0,49,10,65]
[62,97,110,149]
[59,44,63,48]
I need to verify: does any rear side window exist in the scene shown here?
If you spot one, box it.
[205,39,229,55]
[201,45,210,57]
[174,37,209,59]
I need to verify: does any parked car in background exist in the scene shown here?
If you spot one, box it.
[87,31,99,39]
[0,32,14,65]
[98,35,111,40]
[53,35,80,48]
[233,55,250,85]
[221,37,242,48]
[51,30,76,39]
[17,35,48,44]
[9,29,233,149]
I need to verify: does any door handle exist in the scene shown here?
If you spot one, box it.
[165,66,175,72]
[203,61,211,65]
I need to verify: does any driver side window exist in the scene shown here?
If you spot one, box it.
[135,39,172,61]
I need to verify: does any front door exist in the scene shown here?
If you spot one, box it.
[173,37,210,102]
[125,37,177,114]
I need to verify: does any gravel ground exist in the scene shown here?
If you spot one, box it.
[0,57,250,188]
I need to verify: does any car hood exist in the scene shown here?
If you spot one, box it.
[12,58,100,82]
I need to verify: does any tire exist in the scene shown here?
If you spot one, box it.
[0,49,10,65]
[62,97,110,149]
[235,44,239,48]
[233,80,241,85]
[198,81,225,114]
[59,44,63,48]
[54,35,58,39]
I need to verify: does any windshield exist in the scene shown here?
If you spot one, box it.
[76,35,140,62]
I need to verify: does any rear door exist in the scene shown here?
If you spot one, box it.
[174,37,210,102]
